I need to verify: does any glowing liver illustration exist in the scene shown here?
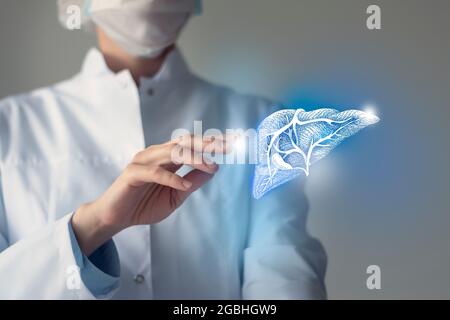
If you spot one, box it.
[253,108,380,199]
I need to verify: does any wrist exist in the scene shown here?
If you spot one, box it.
[71,202,121,256]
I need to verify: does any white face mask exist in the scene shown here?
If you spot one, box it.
[87,0,198,58]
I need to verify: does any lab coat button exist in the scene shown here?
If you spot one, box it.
[134,274,145,284]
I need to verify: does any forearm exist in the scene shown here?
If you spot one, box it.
[71,202,122,256]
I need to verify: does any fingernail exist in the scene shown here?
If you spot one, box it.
[183,180,193,189]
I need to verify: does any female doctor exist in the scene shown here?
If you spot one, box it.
[0,0,326,299]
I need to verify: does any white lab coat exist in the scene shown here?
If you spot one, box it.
[0,48,326,299]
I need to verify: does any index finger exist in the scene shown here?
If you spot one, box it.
[172,134,231,154]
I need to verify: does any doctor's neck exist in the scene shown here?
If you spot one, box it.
[96,27,173,85]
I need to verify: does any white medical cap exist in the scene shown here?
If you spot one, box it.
[57,0,202,30]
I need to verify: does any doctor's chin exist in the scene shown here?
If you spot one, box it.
[1,0,449,310]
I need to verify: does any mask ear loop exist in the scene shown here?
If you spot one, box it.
[83,0,92,18]
[195,0,203,15]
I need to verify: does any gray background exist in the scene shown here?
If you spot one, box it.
[1,0,450,299]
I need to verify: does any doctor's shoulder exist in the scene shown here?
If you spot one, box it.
[0,74,85,120]
[0,75,80,113]
[0,76,82,155]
